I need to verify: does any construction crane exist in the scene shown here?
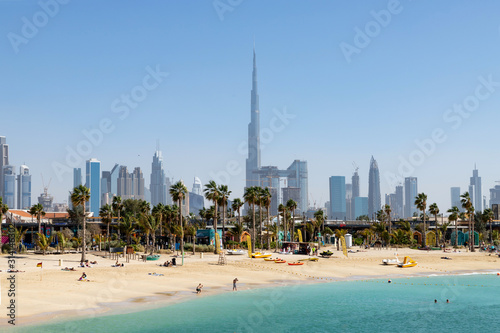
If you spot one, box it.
[352,162,359,174]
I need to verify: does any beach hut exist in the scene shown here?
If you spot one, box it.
[450,231,465,246]
[345,234,352,248]
[413,231,422,245]
[425,231,436,247]
[464,231,479,247]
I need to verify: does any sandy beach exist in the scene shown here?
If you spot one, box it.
[2,246,499,328]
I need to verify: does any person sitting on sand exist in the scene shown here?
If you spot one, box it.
[79,272,87,281]
[196,283,203,294]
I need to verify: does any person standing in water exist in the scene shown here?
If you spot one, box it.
[233,278,239,291]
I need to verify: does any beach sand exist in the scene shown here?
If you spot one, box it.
[1,246,499,327]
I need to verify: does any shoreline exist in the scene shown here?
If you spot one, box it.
[2,247,499,328]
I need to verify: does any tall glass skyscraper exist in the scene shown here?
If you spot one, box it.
[287,160,308,213]
[3,165,15,208]
[0,136,9,200]
[368,156,381,219]
[17,165,31,209]
[329,176,346,220]
[246,48,261,188]
[404,177,418,218]
[450,187,461,211]
[470,166,482,212]
[150,149,169,206]
[354,197,368,219]
[86,158,101,216]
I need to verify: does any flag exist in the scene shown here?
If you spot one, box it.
[37,262,42,268]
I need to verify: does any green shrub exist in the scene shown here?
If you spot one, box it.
[1,243,11,254]
[353,237,363,246]
[131,244,145,252]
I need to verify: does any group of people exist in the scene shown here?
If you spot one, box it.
[79,260,98,268]
[161,258,176,267]
[195,278,238,294]
[112,260,125,267]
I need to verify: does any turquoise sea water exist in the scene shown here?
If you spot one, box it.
[15,274,500,333]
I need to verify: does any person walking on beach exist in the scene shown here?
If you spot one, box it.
[233,278,238,291]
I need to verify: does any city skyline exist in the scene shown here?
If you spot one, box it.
[2,1,500,213]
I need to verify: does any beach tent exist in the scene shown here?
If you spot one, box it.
[450,231,465,246]
[464,231,479,246]
[413,231,422,245]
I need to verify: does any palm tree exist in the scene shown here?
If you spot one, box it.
[313,210,324,250]
[71,185,90,263]
[99,204,113,249]
[262,188,272,250]
[231,198,244,226]
[483,208,494,244]
[287,199,298,242]
[170,181,188,264]
[35,233,53,255]
[140,215,161,254]
[278,203,287,250]
[204,181,220,239]
[384,204,392,246]
[112,196,123,239]
[461,192,475,251]
[448,206,460,247]
[257,187,265,246]
[244,186,259,252]
[0,197,8,223]
[218,184,232,248]
[228,221,245,245]
[152,203,167,245]
[119,214,136,245]
[29,203,46,239]
[439,222,451,247]
[334,228,348,251]
[414,193,427,247]
[429,203,440,247]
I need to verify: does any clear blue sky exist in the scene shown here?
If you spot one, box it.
[1,0,500,213]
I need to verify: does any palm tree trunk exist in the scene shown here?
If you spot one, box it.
[179,199,184,265]
[422,214,426,247]
[267,207,271,250]
[455,218,458,247]
[259,205,263,249]
[222,202,226,249]
[252,203,256,252]
[81,202,86,263]
[470,214,475,252]
[490,218,493,244]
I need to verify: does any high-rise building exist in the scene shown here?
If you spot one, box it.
[329,176,346,220]
[109,164,120,196]
[287,160,308,213]
[192,177,202,196]
[368,156,381,219]
[354,197,368,219]
[246,48,261,189]
[117,166,131,198]
[450,187,461,211]
[470,166,482,212]
[0,136,9,199]
[346,183,353,220]
[352,169,360,198]
[73,168,82,188]
[86,158,101,216]
[131,167,145,200]
[490,186,500,208]
[282,187,301,212]
[395,185,404,219]
[2,165,15,208]
[404,177,418,218]
[150,149,170,206]
[17,165,31,209]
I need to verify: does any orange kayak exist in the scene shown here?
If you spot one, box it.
[275,260,286,263]
[288,262,304,266]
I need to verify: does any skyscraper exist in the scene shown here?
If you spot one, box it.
[368,156,381,219]
[86,158,101,216]
[395,185,404,218]
[404,177,418,218]
[150,149,169,206]
[117,166,131,198]
[354,197,368,219]
[131,167,145,200]
[329,176,346,220]
[346,183,353,220]
[450,187,461,211]
[192,177,202,196]
[470,166,482,212]
[287,160,308,213]
[246,48,261,188]
[351,169,360,220]
[73,168,82,188]
[2,165,15,208]
[17,165,31,209]
[0,136,9,199]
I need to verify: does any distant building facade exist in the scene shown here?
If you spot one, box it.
[354,197,368,219]
[2,165,15,208]
[470,167,482,212]
[86,158,101,216]
[404,177,418,218]
[368,156,381,218]
[329,176,346,220]
[0,136,9,200]
[17,165,31,209]
[450,187,462,211]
